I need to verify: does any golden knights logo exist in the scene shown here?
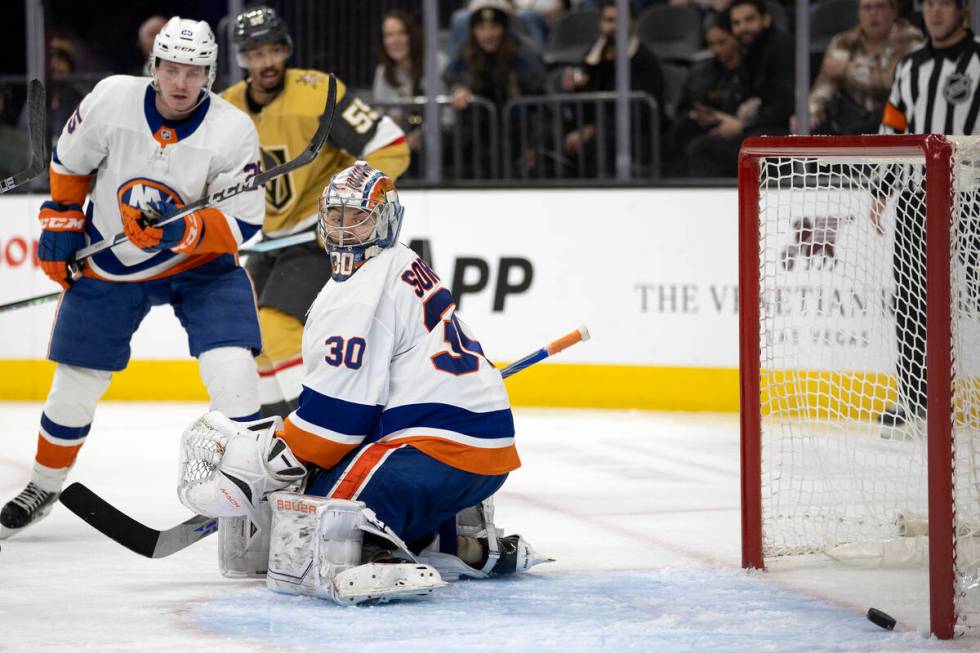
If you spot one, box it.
[297,72,322,89]
[261,146,293,211]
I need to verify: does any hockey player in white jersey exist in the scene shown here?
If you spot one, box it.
[178,162,549,603]
[0,18,265,538]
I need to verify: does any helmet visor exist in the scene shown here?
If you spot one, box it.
[317,195,380,248]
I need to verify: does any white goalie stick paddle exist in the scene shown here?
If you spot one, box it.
[56,325,591,559]
[0,75,338,315]
[0,79,48,194]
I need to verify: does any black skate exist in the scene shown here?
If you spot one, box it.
[0,482,59,539]
[487,534,554,575]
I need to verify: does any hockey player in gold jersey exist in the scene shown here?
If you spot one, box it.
[223,6,410,417]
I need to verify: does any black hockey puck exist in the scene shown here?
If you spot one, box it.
[867,608,896,630]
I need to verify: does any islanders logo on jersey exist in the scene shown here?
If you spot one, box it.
[116,178,185,222]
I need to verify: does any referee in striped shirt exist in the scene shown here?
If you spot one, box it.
[875,0,980,430]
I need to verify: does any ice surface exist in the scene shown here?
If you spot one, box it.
[0,403,973,651]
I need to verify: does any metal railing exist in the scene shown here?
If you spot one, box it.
[371,95,498,184]
[503,91,660,181]
[373,92,660,183]
[282,0,457,90]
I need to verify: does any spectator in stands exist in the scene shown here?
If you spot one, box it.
[445,1,546,110]
[450,0,592,54]
[136,15,167,75]
[678,0,793,176]
[23,39,85,152]
[731,0,794,132]
[665,11,748,176]
[444,0,546,175]
[559,0,665,175]
[373,9,446,175]
[791,0,924,135]
[0,86,28,180]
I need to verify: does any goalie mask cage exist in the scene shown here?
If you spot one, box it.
[739,134,980,640]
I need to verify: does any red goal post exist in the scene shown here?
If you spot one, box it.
[737,134,973,639]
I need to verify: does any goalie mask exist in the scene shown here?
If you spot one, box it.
[316,162,404,282]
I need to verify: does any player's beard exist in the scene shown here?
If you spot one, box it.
[254,64,286,94]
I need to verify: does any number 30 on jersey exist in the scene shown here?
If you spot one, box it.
[324,336,366,369]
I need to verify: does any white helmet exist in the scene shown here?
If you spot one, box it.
[152,17,218,93]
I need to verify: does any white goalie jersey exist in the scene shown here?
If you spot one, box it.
[281,243,520,476]
[50,75,264,281]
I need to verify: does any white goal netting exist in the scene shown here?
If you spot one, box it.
[754,137,980,632]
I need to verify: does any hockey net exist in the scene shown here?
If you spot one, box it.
[739,135,980,639]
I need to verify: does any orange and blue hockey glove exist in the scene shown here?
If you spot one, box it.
[37,200,87,290]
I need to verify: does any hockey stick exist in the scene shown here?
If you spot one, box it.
[0,79,48,194]
[0,76,337,315]
[500,325,590,378]
[66,73,339,273]
[0,234,320,314]
[0,290,61,314]
[241,229,317,254]
[59,483,217,558]
[56,326,592,559]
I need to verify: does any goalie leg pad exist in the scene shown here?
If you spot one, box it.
[219,498,272,577]
[267,491,445,604]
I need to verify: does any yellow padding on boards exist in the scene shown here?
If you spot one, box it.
[0,360,740,411]
[0,360,208,401]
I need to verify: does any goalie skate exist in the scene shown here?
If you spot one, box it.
[0,482,59,539]
[490,533,554,575]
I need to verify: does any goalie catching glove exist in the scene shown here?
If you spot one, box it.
[178,411,306,517]
[121,202,238,254]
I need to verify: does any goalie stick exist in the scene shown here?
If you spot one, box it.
[57,325,591,558]
[0,79,48,194]
[0,75,337,315]
[500,325,590,379]
[59,483,217,558]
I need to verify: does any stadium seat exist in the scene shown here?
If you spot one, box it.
[543,9,600,65]
[637,5,702,64]
[659,62,690,122]
[810,0,858,53]
[766,1,790,33]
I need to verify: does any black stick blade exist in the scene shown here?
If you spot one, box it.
[59,482,216,558]
[0,79,48,193]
